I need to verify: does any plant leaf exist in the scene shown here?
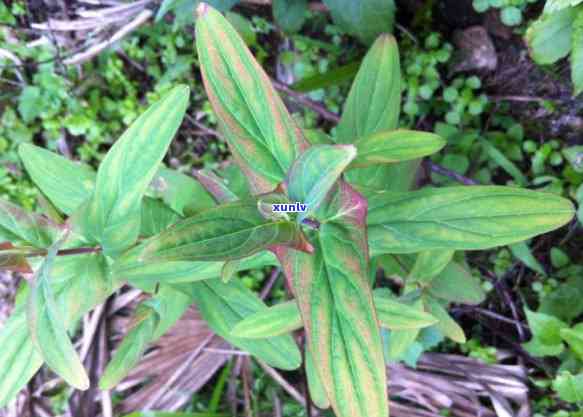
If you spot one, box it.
[525,307,568,346]
[192,169,239,204]
[571,7,583,95]
[373,291,437,330]
[195,5,307,193]
[152,167,216,216]
[0,253,113,406]
[427,262,485,305]
[336,34,400,144]
[27,236,90,390]
[526,7,577,65]
[115,250,278,286]
[351,129,446,168]
[117,197,311,273]
[509,241,546,276]
[231,301,303,338]
[560,323,583,360]
[18,144,96,215]
[286,144,356,219]
[276,182,388,417]
[553,371,583,403]
[99,303,160,389]
[177,279,302,370]
[424,296,466,343]
[337,34,419,194]
[0,302,44,407]
[0,198,60,248]
[322,0,395,44]
[305,343,331,409]
[408,250,455,284]
[544,0,583,14]
[75,85,190,257]
[368,186,574,254]
[140,198,181,237]
[273,0,307,33]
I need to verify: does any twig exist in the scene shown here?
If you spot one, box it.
[260,267,281,299]
[63,9,153,65]
[425,160,480,186]
[488,95,548,103]
[256,360,306,406]
[271,79,341,123]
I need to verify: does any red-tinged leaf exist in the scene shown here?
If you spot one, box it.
[0,198,60,248]
[0,243,33,273]
[116,196,311,277]
[195,5,308,193]
[192,169,239,204]
[275,181,388,417]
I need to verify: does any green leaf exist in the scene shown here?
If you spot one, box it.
[140,198,181,237]
[0,253,114,406]
[276,182,388,417]
[424,296,466,343]
[525,307,568,346]
[351,129,446,168]
[337,35,419,194]
[509,241,546,276]
[286,144,356,219]
[479,138,528,186]
[292,61,360,93]
[428,262,485,305]
[273,0,307,33]
[152,167,216,216]
[553,372,583,403]
[373,290,437,330]
[305,343,331,409]
[368,186,574,254]
[526,7,578,65]
[99,302,160,389]
[75,85,190,257]
[117,197,310,277]
[384,301,424,361]
[18,144,96,215]
[336,34,400,144]
[0,302,43,407]
[408,250,455,284]
[563,145,583,172]
[522,338,564,357]
[571,7,583,95]
[179,279,302,370]
[27,236,89,390]
[115,250,278,286]
[18,86,41,123]
[322,0,396,44]
[561,324,583,361]
[545,0,583,14]
[231,301,303,338]
[156,0,238,22]
[0,198,60,248]
[196,5,307,193]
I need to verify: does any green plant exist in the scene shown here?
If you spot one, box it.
[157,0,396,44]
[0,5,576,417]
[526,0,583,95]
[473,0,539,26]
